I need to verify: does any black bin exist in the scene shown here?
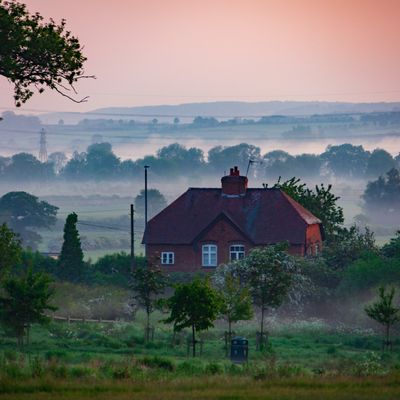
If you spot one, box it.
[230,336,248,364]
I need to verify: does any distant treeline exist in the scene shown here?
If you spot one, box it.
[76,111,400,131]
[0,142,399,182]
[3,110,400,133]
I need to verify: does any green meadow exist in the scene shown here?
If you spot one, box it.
[1,318,399,399]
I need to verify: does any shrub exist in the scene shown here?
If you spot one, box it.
[205,362,223,375]
[45,350,68,361]
[339,254,400,292]
[140,356,175,371]
[52,364,68,378]
[351,351,388,376]
[176,360,204,375]
[69,366,93,378]
[4,363,26,379]
[112,365,131,379]
[30,356,44,378]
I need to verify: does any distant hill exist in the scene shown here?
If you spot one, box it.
[39,100,400,124]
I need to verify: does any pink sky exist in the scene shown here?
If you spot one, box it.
[1,0,400,112]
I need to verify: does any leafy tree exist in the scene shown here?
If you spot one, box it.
[192,116,219,127]
[61,151,87,179]
[365,149,396,178]
[0,191,58,249]
[208,143,261,175]
[134,189,167,219]
[0,0,90,106]
[0,223,21,279]
[213,265,253,341]
[321,144,370,178]
[130,265,168,342]
[119,159,139,178]
[266,177,344,240]
[0,111,41,130]
[339,253,400,293]
[85,142,120,178]
[365,287,400,351]
[237,244,294,350]
[48,152,67,175]
[93,253,146,286]
[362,168,400,223]
[164,279,222,357]
[0,267,56,347]
[323,226,377,270]
[381,231,400,259]
[58,213,85,282]
[4,153,54,181]
[156,143,205,174]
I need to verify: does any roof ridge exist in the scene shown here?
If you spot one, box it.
[279,190,322,225]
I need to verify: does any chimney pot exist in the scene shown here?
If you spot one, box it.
[221,166,248,197]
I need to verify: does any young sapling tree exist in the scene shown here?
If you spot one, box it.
[130,265,168,342]
[164,279,222,357]
[365,286,400,351]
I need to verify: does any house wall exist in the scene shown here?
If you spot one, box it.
[305,223,323,256]
[146,219,323,272]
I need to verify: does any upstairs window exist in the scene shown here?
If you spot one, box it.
[161,252,174,265]
[230,245,245,261]
[202,244,217,267]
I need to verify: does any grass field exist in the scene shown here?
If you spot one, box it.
[1,375,400,399]
[1,316,399,399]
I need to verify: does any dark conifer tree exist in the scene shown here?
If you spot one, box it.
[58,213,84,282]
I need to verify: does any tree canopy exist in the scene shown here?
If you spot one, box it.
[365,286,400,351]
[0,191,58,249]
[0,0,91,106]
[0,267,56,347]
[237,244,295,349]
[362,168,400,223]
[164,279,222,357]
[266,176,344,240]
[0,223,21,279]
[131,265,168,342]
[58,213,85,282]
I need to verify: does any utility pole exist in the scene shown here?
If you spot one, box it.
[144,165,150,260]
[130,204,135,272]
[144,165,150,228]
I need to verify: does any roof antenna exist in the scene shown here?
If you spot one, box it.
[246,159,263,177]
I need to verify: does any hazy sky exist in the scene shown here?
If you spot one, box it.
[1,0,400,113]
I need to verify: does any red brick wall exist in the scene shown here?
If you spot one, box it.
[305,223,323,256]
[146,219,322,272]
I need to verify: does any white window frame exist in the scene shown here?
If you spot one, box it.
[230,244,245,261]
[161,251,174,265]
[202,244,217,267]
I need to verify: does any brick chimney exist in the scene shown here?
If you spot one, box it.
[221,166,248,197]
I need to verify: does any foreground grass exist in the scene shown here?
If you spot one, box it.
[1,320,400,399]
[1,375,400,399]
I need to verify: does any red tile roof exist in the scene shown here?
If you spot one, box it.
[143,188,321,245]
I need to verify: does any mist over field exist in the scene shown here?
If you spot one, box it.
[1,103,399,258]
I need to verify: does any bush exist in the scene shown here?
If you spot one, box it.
[176,360,204,375]
[351,351,388,376]
[51,364,68,378]
[69,366,94,378]
[30,356,44,378]
[112,365,131,379]
[140,356,175,371]
[45,350,68,361]
[205,362,223,375]
[339,253,400,292]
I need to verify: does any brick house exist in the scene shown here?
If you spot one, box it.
[143,166,323,272]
